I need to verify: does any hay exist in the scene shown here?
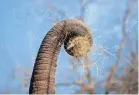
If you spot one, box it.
[67,36,91,57]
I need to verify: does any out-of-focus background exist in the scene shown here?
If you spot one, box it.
[0,0,138,94]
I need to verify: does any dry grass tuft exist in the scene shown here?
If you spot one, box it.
[67,36,92,57]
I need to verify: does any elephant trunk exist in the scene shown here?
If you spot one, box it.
[29,19,92,94]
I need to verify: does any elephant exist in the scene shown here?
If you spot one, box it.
[29,19,93,94]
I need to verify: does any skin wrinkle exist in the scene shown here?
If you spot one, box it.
[29,19,92,94]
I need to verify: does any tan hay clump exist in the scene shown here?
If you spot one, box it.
[67,36,91,57]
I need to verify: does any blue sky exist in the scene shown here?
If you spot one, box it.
[0,0,138,94]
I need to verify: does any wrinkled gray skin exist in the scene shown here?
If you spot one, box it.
[29,19,92,94]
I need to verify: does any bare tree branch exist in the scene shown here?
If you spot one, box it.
[105,0,136,93]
